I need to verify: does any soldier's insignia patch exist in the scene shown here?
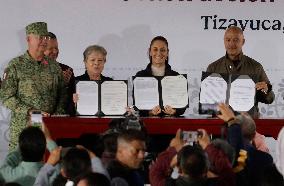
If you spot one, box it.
[3,68,8,80]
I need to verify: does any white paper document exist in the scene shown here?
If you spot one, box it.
[161,75,188,108]
[200,74,227,104]
[133,77,159,110]
[101,81,128,115]
[229,77,255,112]
[76,81,99,115]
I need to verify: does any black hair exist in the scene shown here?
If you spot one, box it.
[78,133,103,158]
[260,164,284,186]
[102,132,119,154]
[118,129,146,144]
[148,36,169,64]
[52,174,67,186]
[62,148,92,180]
[108,116,145,133]
[3,183,22,186]
[74,172,110,186]
[177,145,208,179]
[48,32,57,39]
[19,126,46,162]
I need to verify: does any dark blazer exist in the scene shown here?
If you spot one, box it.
[70,71,113,115]
[75,71,113,81]
[135,63,186,117]
[58,63,76,115]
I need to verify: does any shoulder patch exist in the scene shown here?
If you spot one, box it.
[3,68,8,80]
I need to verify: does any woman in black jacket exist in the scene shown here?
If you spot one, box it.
[72,45,113,111]
[135,36,185,117]
[76,45,113,81]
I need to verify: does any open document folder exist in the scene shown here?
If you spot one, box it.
[76,80,128,116]
[133,75,189,110]
[199,72,256,114]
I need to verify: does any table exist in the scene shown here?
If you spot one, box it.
[43,116,284,139]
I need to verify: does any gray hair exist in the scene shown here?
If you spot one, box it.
[117,129,146,146]
[239,113,256,140]
[83,45,107,62]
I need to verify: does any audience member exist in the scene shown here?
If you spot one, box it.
[259,164,284,186]
[150,129,208,186]
[101,132,118,168]
[0,179,3,186]
[0,126,56,185]
[206,26,274,118]
[61,148,93,184]
[253,131,269,153]
[198,129,236,186]
[217,103,274,186]
[107,129,146,186]
[276,127,284,176]
[101,116,147,168]
[34,141,108,186]
[0,22,66,151]
[74,172,110,186]
[135,36,186,117]
[3,183,21,186]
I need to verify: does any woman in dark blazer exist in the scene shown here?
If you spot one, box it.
[135,36,186,117]
[76,45,112,81]
[73,45,113,107]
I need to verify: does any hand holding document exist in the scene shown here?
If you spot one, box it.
[229,76,255,112]
[133,77,159,110]
[200,74,227,104]
[101,81,128,115]
[199,72,256,114]
[76,81,99,115]
[133,75,188,110]
[161,75,188,108]
[76,80,128,115]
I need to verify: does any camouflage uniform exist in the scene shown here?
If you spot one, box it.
[0,22,66,151]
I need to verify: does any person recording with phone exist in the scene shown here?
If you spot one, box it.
[0,126,57,185]
[216,103,273,186]
[150,128,236,186]
[149,129,208,186]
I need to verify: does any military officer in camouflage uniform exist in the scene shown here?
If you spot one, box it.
[0,22,66,151]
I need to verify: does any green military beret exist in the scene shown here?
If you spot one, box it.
[25,22,48,36]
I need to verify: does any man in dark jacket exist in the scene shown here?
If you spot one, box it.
[44,32,76,115]
[107,129,146,186]
[206,26,274,118]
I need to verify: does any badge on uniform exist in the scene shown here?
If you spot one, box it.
[3,68,8,80]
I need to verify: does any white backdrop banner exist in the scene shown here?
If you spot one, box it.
[0,0,284,158]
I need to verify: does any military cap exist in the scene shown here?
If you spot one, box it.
[25,22,48,36]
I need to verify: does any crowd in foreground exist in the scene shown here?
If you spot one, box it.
[0,103,283,186]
